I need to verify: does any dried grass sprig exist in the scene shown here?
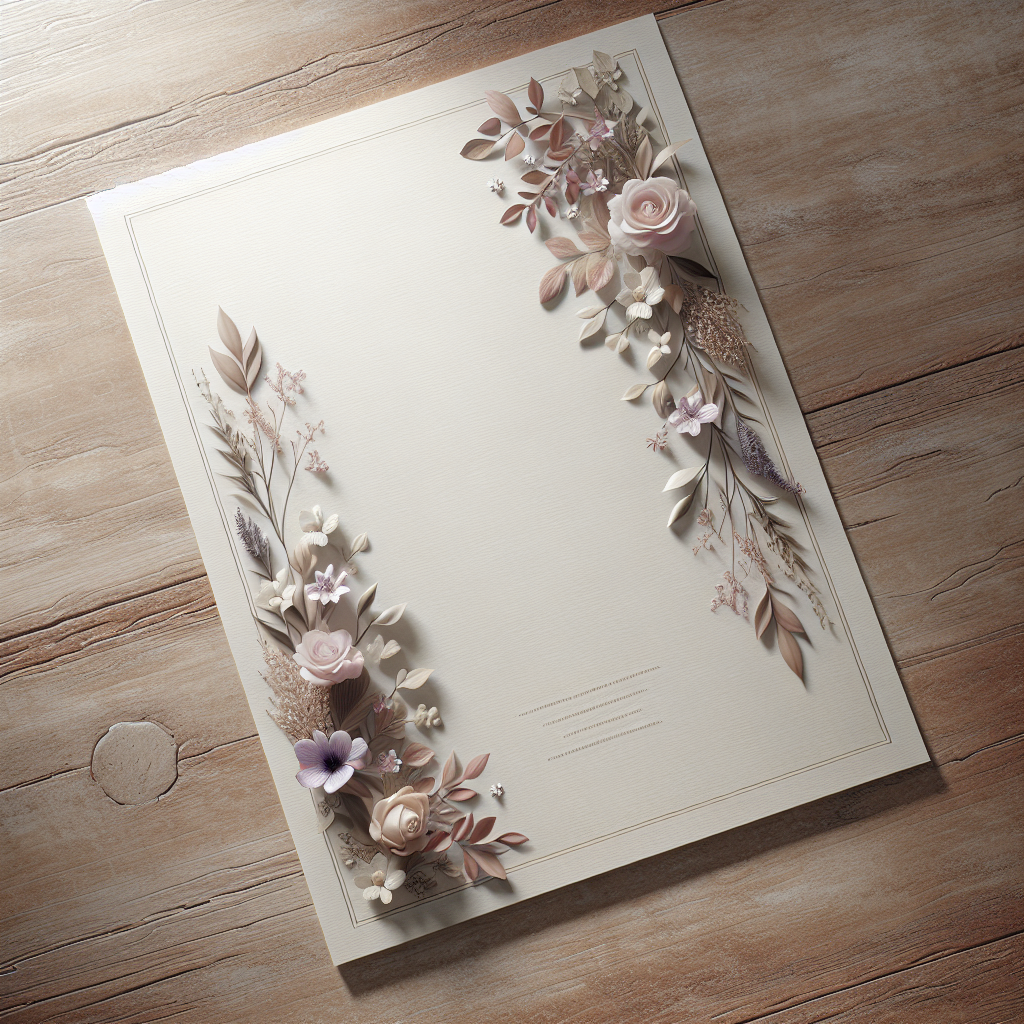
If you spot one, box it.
[736,422,802,494]
[263,644,332,741]
[683,287,748,368]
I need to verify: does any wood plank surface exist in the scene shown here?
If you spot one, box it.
[1,0,1021,1020]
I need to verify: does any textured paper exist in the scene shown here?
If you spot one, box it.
[88,15,928,964]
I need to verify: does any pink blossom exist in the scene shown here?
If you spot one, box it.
[668,390,719,436]
[293,628,364,686]
[293,729,368,793]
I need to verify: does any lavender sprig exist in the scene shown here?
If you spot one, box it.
[235,508,272,577]
[736,422,803,495]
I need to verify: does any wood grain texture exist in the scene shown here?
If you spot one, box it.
[0,0,1021,1020]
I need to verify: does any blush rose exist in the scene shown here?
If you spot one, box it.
[292,628,364,686]
[607,177,697,257]
[369,786,431,857]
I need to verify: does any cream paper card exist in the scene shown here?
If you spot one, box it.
[87,15,928,964]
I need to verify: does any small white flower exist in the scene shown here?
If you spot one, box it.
[299,505,339,547]
[615,266,665,321]
[414,704,442,729]
[487,177,504,194]
[647,329,672,367]
[490,783,504,797]
[364,634,385,667]
[566,203,581,220]
[353,853,406,905]
[522,154,537,167]
[255,567,296,615]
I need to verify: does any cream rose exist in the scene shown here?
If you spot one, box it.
[607,177,697,257]
[369,786,431,857]
[292,628,364,686]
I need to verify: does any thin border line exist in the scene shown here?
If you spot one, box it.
[120,48,893,929]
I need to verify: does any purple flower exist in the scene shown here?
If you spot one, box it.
[305,563,350,605]
[294,729,369,793]
[668,390,719,436]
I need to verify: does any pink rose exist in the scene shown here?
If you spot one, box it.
[293,629,364,686]
[369,786,431,857]
[607,177,697,257]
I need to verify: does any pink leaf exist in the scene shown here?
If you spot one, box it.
[469,816,496,844]
[452,814,474,842]
[485,89,521,125]
[526,205,537,233]
[543,196,557,217]
[754,589,773,640]
[412,776,434,794]
[441,751,460,788]
[549,116,565,150]
[570,257,589,296]
[500,204,526,225]
[461,138,497,160]
[495,832,529,845]
[447,787,478,802]
[539,263,568,303]
[401,742,434,768]
[505,132,525,161]
[478,117,501,136]
[466,847,507,880]
[529,123,552,140]
[462,753,490,780]
[528,77,544,111]
[586,257,614,292]
[546,237,583,258]
[462,849,480,881]
[422,829,451,853]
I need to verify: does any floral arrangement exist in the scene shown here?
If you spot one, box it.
[196,308,527,909]
[460,52,831,678]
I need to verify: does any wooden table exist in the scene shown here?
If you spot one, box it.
[2,1,1021,1020]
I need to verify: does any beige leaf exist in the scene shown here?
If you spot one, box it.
[754,588,773,639]
[578,307,607,341]
[398,668,433,690]
[576,305,605,319]
[777,625,804,680]
[650,140,690,175]
[578,229,609,250]
[350,532,368,555]
[570,256,590,296]
[209,347,247,394]
[372,603,406,627]
[621,383,646,401]
[217,307,243,361]
[652,380,675,418]
[356,583,377,618]
[663,467,701,492]
[574,65,599,98]
[636,135,654,178]
[771,596,805,635]
[646,346,663,370]
[380,639,401,659]
[667,492,694,527]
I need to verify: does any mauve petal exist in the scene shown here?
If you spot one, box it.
[697,404,719,422]
[687,421,702,436]
[328,730,353,761]
[322,564,334,579]
[323,765,353,794]
[293,739,323,766]
[312,729,329,749]
[296,766,331,788]
[348,737,369,764]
